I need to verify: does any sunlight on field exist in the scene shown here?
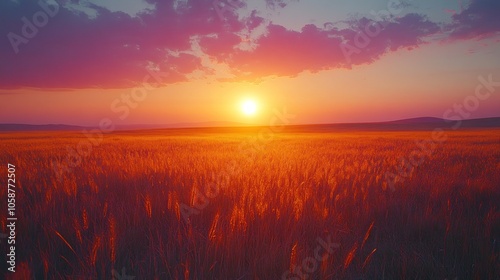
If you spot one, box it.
[0,129,499,279]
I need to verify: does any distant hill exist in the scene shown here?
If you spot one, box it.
[386,117,446,124]
[385,117,500,127]
[284,117,500,132]
[1,117,499,132]
[0,124,86,131]
[384,117,500,129]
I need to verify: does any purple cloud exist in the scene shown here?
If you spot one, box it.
[449,0,500,39]
[0,0,243,88]
[337,14,440,66]
[1,0,488,89]
[265,0,298,9]
[200,13,439,81]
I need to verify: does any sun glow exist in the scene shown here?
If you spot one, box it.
[241,99,258,116]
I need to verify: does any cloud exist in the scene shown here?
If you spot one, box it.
[448,0,500,39]
[0,0,243,88]
[264,0,298,9]
[199,13,439,81]
[337,14,440,66]
[1,0,488,89]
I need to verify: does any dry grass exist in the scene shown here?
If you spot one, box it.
[0,129,499,279]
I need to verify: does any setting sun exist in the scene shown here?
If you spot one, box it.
[241,99,258,116]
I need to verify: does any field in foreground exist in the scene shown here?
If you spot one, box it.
[0,128,499,279]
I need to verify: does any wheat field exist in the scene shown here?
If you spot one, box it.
[0,128,499,279]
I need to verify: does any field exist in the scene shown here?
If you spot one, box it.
[0,128,499,279]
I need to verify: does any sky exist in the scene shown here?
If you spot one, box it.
[0,0,499,126]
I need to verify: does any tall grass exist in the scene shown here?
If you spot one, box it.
[0,129,499,279]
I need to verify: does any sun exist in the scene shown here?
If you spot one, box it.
[241,99,258,116]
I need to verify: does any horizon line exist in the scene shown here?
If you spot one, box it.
[1,116,500,131]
